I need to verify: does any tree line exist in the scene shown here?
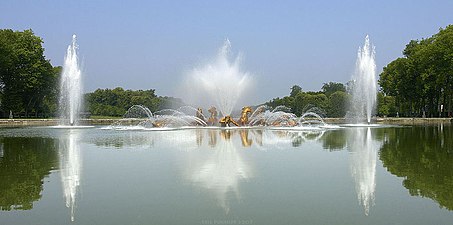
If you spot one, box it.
[0,29,183,118]
[1,26,452,118]
[85,87,184,117]
[265,82,349,118]
[265,82,399,118]
[379,25,453,117]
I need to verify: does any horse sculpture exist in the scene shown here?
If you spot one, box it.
[193,107,206,126]
[207,106,218,126]
[239,106,252,126]
[219,115,239,127]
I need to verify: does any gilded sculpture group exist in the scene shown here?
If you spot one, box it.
[196,106,253,127]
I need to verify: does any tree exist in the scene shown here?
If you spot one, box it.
[0,29,58,118]
[293,92,328,116]
[327,91,349,117]
[266,84,348,117]
[290,85,302,98]
[379,25,453,117]
[322,82,346,97]
[377,92,396,117]
[85,88,164,117]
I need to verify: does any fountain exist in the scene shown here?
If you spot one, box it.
[348,35,377,124]
[108,105,207,130]
[58,35,84,127]
[188,39,251,119]
[104,39,332,130]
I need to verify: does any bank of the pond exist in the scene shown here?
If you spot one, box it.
[0,117,452,127]
[323,117,453,125]
[0,119,118,127]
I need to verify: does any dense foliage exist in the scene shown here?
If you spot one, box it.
[379,25,453,117]
[266,83,349,117]
[0,29,60,118]
[85,87,184,117]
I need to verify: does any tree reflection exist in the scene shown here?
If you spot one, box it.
[320,129,347,151]
[0,137,58,211]
[380,125,453,210]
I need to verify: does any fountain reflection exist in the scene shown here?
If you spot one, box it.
[347,128,381,215]
[190,130,252,213]
[185,129,327,212]
[59,130,81,221]
[91,128,327,150]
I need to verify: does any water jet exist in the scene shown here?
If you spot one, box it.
[347,35,377,124]
[58,35,84,127]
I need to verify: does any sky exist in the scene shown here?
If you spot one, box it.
[1,0,453,105]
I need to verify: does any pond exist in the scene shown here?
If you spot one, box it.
[0,125,452,225]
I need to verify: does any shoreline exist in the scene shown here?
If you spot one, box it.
[323,117,453,125]
[0,117,451,127]
[0,119,117,127]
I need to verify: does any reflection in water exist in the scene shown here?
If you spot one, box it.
[208,130,218,147]
[0,137,58,211]
[320,129,347,151]
[239,130,252,147]
[190,130,252,213]
[380,125,453,210]
[59,130,81,221]
[87,128,328,213]
[348,128,381,215]
[90,128,326,150]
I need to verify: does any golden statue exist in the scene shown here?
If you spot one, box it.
[271,115,297,127]
[152,121,163,127]
[239,106,252,126]
[152,119,167,127]
[219,115,239,127]
[207,106,218,126]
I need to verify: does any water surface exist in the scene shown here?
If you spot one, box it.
[0,125,452,225]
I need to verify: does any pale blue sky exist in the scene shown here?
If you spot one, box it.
[1,0,452,104]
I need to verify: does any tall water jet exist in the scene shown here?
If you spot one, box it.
[349,35,377,124]
[188,39,251,117]
[59,35,82,126]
